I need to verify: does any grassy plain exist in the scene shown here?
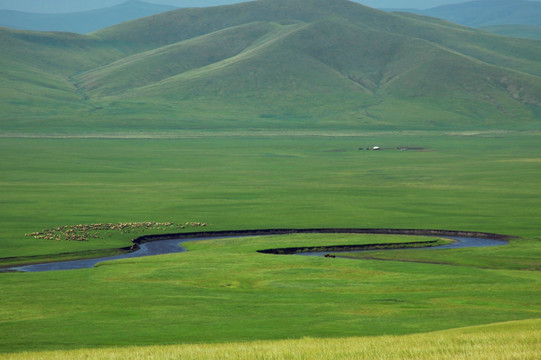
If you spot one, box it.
[3,319,540,360]
[1,132,540,354]
[1,233,540,353]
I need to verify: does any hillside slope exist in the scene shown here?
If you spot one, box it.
[479,25,541,40]
[1,0,541,133]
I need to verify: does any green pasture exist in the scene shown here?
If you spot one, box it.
[1,131,540,353]
[1,233,540,352]
[3,319,540,359]
[1,132,540,258]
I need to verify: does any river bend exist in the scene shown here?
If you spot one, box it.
[5,229,510,273]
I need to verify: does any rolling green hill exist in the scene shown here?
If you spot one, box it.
[1,0,541,133]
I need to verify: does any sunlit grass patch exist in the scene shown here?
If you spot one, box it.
[2,319,539,360]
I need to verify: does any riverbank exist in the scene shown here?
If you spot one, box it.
[2,228,511,273]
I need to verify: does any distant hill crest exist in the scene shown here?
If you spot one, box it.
[0,0,178,33]
[408,0,541,27]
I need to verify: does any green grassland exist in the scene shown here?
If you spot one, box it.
[1,0,541,356]
[2,319,540,359]
[1,132,540,354]
[0,232,540,352]
[2,132,540,259]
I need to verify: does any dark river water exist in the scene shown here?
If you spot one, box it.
[5,235,507,273]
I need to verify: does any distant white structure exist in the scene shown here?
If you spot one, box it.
[373,146,381,150]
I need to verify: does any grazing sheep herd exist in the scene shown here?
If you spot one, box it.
[25,221,207,241]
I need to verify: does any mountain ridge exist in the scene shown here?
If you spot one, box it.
[402,0,541,28]
[1,0,540,133]
[0,0,178,34]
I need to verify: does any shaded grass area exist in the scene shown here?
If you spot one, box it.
[2,318,540,360]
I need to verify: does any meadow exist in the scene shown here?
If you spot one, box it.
[2,319,540,360]
[1,131,540,355]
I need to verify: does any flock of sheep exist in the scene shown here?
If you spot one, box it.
[25,221,207,241]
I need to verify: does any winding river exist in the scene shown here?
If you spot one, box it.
[4,229,510,273]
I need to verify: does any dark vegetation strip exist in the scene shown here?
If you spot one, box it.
[257,240,448,255]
